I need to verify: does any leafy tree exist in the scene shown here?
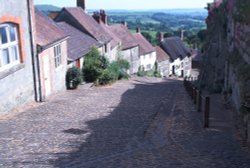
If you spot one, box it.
[141,31,153,44]
[82,47,108,82]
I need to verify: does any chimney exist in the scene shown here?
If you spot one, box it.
[122,21,127,28]
[100,10,108,25]
[158,32,164,43]
[77,0,86,11]
[181,30,185,41]
[92,12,101,24]
[136,27,141,33]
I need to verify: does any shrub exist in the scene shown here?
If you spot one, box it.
[97,69,117,85]
[66,67,82,90]
[82,47,109,82]
[137,65,146,77]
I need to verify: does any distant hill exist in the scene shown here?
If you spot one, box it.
[104,8,207,16]
[35,5,61,14]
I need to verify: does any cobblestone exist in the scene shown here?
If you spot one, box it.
[0,77,250,167]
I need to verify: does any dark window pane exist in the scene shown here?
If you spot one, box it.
[9,25,17,42]
[0,27,8,44]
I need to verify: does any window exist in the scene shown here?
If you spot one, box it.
[0,23,20,69]
[104,44,108,53]
[146,64,151,70]
[54,44,62,68]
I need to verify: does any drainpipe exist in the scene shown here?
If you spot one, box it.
[27,0,42,102]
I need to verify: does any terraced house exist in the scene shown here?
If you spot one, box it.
[133,27,156,72]
[0,0,37,114]
[35,10,69,100]
[54,0,113,62]
[57,22,101,69]
[110,23,140,74]
[159,35,192,77]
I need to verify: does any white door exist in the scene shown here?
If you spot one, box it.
[43,56,51,97]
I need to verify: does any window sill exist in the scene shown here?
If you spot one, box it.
[0,64,25,80]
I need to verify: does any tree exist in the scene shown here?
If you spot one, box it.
[82,47,108,82]
[141,31,153,44]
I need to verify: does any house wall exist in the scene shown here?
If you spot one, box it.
[140,51,156,71]
[68,57,85,69]
[0,0,35,114]
[38,40,67,100]
[183,56,192,77]
[110,44,120,62]
[170,58,181,76]
[158,60,170,77]
[121,46,140,74]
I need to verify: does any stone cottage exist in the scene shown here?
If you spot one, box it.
[54,1,113,60]
[133,27,156,72]
[92,10,122,63]
[57,22,101,69]
[0,0,38,114]
[35,10,68,101]
[159,35,191,77]
[155,46,170,77]
[110,23,140,74]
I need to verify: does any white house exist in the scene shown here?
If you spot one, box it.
[160,36,191,77]
[110,23,140,74]
[155,46,170,77]
[133,27,156,71]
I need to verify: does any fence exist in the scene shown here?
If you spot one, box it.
[183,78,210,128]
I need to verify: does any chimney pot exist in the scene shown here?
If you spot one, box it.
[122,21,127,28]
[77,0,86,11]
[100,9,107,25]
[93,12,101,24]
[158,32,164,42]
[136,27,141,33]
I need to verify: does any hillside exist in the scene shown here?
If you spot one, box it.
[36,5,61,14]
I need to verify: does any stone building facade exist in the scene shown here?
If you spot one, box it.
[0,0,37,114]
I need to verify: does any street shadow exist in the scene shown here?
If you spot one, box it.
[47,78,180,167]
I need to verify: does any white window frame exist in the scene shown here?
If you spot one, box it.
[54,44,62,68]
[0,23,20,71]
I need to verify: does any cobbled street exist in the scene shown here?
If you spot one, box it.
[0,77,250,168]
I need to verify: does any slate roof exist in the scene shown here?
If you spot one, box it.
[35,9,67,47]
[160,37,191,61]
[57,22,101,61]
[155,46,170,62]
[99,22,120,49]
[55,7,112,44]
[109,24,138,50]
[132,33,155,56]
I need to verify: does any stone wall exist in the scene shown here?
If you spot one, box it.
[0,0,35,114]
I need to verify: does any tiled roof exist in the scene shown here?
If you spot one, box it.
[109,24,138,50]
[35,9,67,47]
[132,33,155,56]
[155,46,170,62]
[57,22,101,61]
[160,36,191,61]
[61,7,112,43]
[99,22,120,49]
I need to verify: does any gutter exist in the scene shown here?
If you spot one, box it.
[38,36,69,52]
[27,0,42,102]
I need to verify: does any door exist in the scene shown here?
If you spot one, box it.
[172,65,175,75]
[43,55,51,97]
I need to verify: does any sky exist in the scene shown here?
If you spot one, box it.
[34,0,214,10]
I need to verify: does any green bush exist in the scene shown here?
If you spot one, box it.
[82,47,109,82]
[137,65,146,77]
[97,60,130,85]
[66,67,82,90]
[97,69,117,85]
